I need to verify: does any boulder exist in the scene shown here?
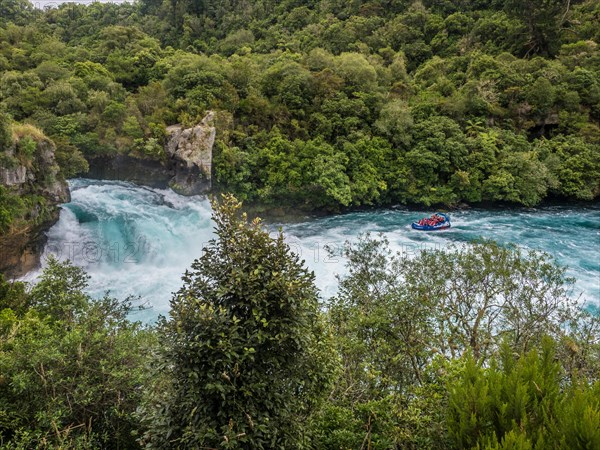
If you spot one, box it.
[165,112,214,195]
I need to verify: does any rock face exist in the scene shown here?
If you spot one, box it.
[0,165,27,185]
[165,112,214,195]
[0,114,215,277]
[86,154,174,188]
[0,137,69,278]
[84,113,216,196]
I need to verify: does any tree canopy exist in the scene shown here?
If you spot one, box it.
[139,195,335,449]
[0,0,598,214]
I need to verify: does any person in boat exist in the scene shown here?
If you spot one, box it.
[416,214,446,227]
[414,213,448,228]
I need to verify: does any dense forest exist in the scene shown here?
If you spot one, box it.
[0,0,599,221]
[1,0,599,448]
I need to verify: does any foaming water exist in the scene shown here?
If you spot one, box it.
[25,179,600,321]
[282,206,600,304]
[28,179,214,319]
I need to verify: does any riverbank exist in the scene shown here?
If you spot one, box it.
[81,161,600,220]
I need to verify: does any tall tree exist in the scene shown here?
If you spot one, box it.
[140,194,335,449]
[504,0,572,56]
[448,340,600,449]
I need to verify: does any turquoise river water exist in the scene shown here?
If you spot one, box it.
[26,179,600,321]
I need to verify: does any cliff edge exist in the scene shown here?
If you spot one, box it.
[0,122,69,277]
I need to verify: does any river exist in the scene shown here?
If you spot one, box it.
[27,178,600,321]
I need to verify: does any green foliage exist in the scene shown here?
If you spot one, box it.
[2,0,600,440]
[140,195,335,449]
[54,140,89,178]
[0,0,597,209]
[136,137,166,159]
[448,340,600,449]
[0,275,28,315]
[316,235,598,448]
[539,135,600,200]
[374,99,413,147]
[503,0,571,56]
[310,398,401,450]
[0,112,12,151]
[0,0,32,26]
[0,186,25,233]
[314,234,449,449]
[0,214,598,449]
[0,258,153,449]
[399,240,583,360]
[28,256,90,323]
[15,135,35,163]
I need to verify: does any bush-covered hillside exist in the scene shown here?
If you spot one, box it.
[0,0,598,209]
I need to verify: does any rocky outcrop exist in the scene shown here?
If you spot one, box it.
[37,139,70,204]
[0,228,52,278]
[0,135,69,278]
[165,112,214,195]
[85,113,215,196]
[0,165,27,185]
